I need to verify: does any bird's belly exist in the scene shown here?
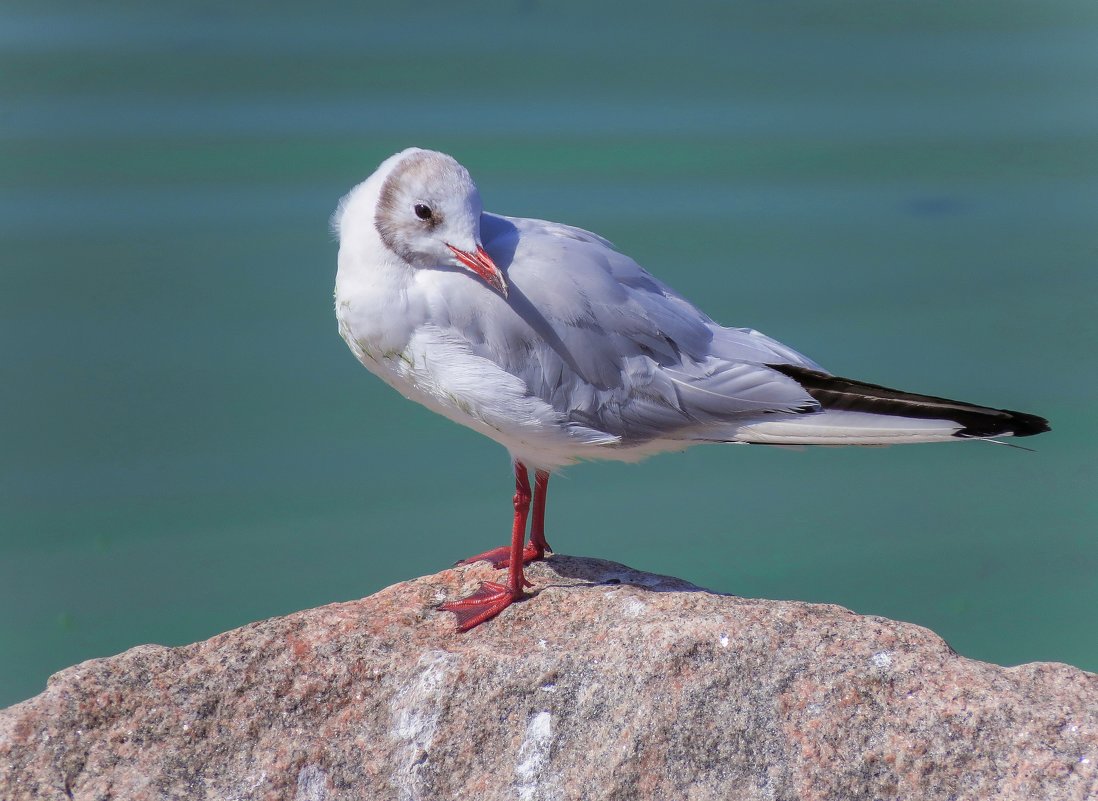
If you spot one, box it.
[337,315,617,470]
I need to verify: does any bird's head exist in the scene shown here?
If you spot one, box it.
[335,148,507,298]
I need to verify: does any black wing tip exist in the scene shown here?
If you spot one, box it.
[767,363,1051,440]
[971,410,1050,438]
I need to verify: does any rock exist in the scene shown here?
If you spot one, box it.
[1,556,1095,801]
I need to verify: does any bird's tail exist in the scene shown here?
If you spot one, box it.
[731,364,1050,446]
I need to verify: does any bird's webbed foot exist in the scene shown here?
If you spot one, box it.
[455,542,549,569]
[439,581,526,631]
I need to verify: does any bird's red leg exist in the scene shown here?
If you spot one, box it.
[456,465,550,569]
[529,470,553,558]
[441,462,532,631]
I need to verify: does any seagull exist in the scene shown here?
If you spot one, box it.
[332,147,1050,631]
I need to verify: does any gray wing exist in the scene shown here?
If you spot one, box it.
[457,213,823,443]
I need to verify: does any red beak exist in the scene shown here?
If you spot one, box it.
[446,244,508,298]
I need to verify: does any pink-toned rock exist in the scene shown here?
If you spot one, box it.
[1,555,1095,800]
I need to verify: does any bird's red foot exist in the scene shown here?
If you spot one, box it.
[457,542,550,569]
[439,581,524,631]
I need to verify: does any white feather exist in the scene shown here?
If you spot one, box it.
[731,410,963,445]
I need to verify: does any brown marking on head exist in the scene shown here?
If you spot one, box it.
[374,150,465,264]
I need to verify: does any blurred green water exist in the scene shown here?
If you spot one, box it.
[2,1,1096,707]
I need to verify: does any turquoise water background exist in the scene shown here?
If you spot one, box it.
[2,1,1096,707]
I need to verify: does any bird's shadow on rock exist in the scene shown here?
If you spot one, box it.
[534,553,726,597]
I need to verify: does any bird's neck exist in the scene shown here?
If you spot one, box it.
[334,244,427,359]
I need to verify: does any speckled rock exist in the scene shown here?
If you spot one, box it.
[1,556,1095,801]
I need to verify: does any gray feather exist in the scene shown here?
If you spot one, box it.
[424,213,822,445]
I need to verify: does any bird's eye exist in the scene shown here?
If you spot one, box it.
[414,204,433,221]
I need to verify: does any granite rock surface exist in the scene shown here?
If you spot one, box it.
[1,555,1095,800]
